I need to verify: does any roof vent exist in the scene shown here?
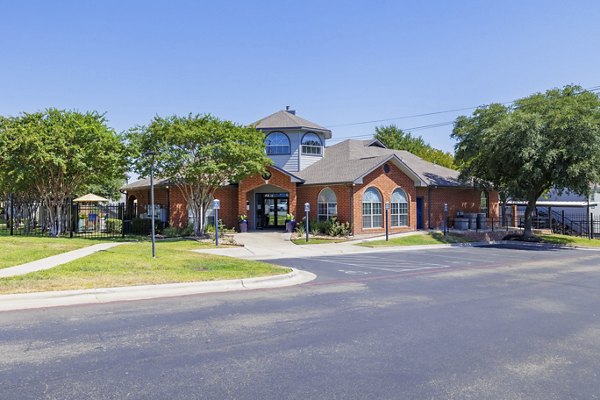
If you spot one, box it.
[285,105,296,115]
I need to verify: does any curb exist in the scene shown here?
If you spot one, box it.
[0,268,316,312]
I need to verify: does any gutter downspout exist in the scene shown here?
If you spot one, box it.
[427,187,432,229]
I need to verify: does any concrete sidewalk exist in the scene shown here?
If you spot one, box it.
[194,231,481,260]
[0,242,125,278]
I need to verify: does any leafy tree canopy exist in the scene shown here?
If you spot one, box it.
[0,109,127,235]
[127,113,271,236]
[452,85,600,237]
[374,125,455,168]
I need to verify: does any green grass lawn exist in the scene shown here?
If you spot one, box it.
[539,234,600,248]
[0,240,290,294]
[0,236,103,269]
[356,232,474,247]
[292,237,348,245]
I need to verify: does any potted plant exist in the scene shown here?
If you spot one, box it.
[285,213,295,233]
[238,214,248,233]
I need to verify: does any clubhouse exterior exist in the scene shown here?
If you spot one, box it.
[122,109,499,235]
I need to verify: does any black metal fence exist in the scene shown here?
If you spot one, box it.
[1,196,160,238]
[445,211,600,239]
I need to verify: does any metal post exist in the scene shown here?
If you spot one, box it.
[561,210,565,235]
[215,209,219,247]
[69,198,74,238]
[305,203,310,243]
[385,202,390,241]
[213,199,221,247]
[150,160,156,257]
[144,150,157,258]
[9,192,14,236]
[121,203,126,238]
[591,213,594,240]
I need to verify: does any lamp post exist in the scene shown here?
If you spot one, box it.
[144,150,156,258]
[304,202,310,243]
[213,199,221,246]
[385,201,390,241]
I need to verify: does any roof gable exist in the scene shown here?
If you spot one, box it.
[297,139,470,188]
[253,110,332,139]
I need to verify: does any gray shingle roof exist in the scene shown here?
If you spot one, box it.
[253,110,332,139]
[296,139,470,187]
[120,177,171,191]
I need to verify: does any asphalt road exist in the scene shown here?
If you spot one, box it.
[2,245,600,399]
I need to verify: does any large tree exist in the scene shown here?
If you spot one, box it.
[127,114,271,236]
[452,85,600,238]
[0,109,127,236]
[375,125,455,168]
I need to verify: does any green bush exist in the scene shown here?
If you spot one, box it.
[131,218,164,235]
[105,218,123,234]
[163,226,180,238]
[327,217,351,237]
[181,224,195,236]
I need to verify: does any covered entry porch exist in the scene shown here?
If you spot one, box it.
[247,185,291,231]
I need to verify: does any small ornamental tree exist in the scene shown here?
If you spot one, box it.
[127,114,271,236]
[0,109,127,236]
[452,85,600,238]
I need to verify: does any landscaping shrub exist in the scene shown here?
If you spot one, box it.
[181,224,195,237]
[131,218,164,235]
[163,226,180,238]
[105,218,123,234]
[327,217,351,237]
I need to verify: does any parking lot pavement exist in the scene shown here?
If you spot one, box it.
[268,244,586,281]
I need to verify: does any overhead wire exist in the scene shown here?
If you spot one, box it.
[326,85,600,143]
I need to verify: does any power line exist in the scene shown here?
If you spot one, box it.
[324,85,600,129]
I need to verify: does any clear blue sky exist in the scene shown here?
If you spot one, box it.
[1,0,599,153]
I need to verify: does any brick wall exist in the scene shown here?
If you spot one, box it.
[351,163,417,235]
[296,184,353,224]
[416,187,500,229]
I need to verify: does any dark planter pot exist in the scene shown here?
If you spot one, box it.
[285,220,296,233]
[239,220,248,233]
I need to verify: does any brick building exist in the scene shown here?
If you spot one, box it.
[122,109,498,235]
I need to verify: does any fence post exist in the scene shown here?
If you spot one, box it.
[9,192,14,236]
[491,217,494,232]
[561,210,565,235]
[69,198,74,238]
[121,203,125,238]
[591,213,594,240]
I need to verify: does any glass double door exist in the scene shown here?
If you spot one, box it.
[256,193,289,229]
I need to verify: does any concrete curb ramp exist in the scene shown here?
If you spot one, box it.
[0,268,316,312]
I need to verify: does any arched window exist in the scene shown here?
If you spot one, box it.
[480,191,489,216]
[317,188,337,222]
[301,132,322,156]
[391,188,409,227]
[265,132,290,155]
[362,187,382,228]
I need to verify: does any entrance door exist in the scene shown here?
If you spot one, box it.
[256,193,289,229]
[416,197,424,229]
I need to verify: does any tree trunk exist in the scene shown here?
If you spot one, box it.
[523,197,537,239]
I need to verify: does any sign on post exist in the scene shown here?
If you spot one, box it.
[213,199,220,246]
[304,203,310,242]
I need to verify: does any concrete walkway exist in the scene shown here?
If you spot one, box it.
[194,230,476,260]
[0,242,125,278]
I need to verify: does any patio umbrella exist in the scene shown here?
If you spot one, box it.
[73,193,109,203]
